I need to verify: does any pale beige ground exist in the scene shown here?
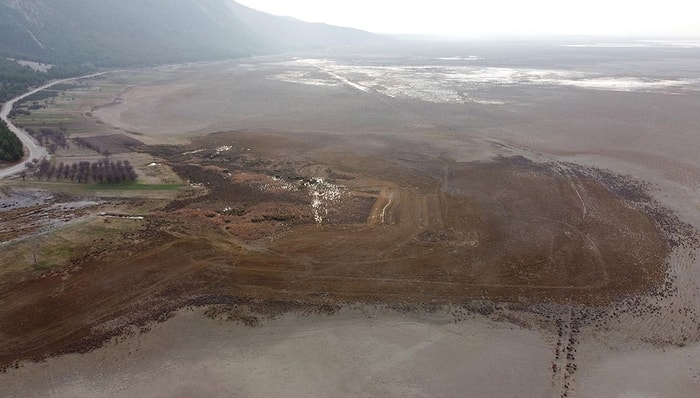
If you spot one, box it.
[0,308,553,398]
[4,54,700,396]
[576,340,700,398]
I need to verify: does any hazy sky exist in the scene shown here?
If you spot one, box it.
[236,0,700,37]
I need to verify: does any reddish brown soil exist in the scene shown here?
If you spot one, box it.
[0,131,675,369]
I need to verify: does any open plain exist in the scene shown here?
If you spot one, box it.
[1,42,700,397]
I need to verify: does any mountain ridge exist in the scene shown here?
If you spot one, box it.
[0,0,382,67]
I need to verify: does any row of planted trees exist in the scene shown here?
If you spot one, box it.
[27,158,138,183]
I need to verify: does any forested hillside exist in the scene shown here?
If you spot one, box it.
[0,119,23,162]
[0,58,91,101]
[0,0,380,102]
[0,0,379,66]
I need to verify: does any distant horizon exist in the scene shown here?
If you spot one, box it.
[236,0,700,39]
[387,34,700,42]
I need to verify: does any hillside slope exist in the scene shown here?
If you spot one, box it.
[0,0,380,66]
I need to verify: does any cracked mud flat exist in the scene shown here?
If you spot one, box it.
[2,47,700,397]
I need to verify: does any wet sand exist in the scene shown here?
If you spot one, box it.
[1,308,553,398]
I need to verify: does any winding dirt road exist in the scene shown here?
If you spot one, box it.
[0,72,106,179]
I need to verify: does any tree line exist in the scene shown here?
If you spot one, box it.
[27,158,138,183]
[0,58,46,102]
[0,119,23,162]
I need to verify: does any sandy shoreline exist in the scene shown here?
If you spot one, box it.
[1,307,554,398]
[3,302,698,397]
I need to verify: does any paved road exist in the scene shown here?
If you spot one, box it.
[0,72,106,179]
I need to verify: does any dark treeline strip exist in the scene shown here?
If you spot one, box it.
[27,158,138,183]
[0,119,23,162]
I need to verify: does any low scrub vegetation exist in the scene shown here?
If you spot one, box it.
[25,127,69,154]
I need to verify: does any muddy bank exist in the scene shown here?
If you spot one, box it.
[0,130,690,371]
